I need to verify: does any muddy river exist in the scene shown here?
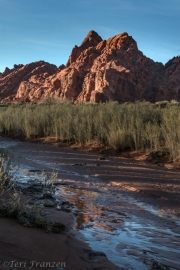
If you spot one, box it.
[0,138,180,270]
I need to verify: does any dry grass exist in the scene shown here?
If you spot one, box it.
[0,100,180,160]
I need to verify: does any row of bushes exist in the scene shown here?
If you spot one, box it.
[0,100,180,160]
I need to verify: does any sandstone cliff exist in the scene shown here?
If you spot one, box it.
[0,31,180,103]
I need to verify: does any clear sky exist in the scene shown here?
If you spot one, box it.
[0,0,180,72]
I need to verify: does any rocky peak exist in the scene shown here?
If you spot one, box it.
[165,56,180,69]
[58,64,66,72]
[13,64,24,70]
[2,67,11,77]
[66,30,103,67]
[106,32,138,51]
[80,30,103,48]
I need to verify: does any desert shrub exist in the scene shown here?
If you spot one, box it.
[0,147,66,234]
[161,106,180,160]
[0,150,14,196]
[108,129,134,151]
[0,191,61,232]
[0,100,180,160]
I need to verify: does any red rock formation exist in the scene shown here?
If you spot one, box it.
[66,30,103,67]
[0,61,57,102]
[0,31,180,103]
[155,57,180,101]
[77,32,163,103]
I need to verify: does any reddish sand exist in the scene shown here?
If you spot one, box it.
[0,214,117,270]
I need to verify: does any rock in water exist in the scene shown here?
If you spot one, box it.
[43,199,55,207]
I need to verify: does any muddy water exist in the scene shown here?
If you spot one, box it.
[1,138,180,270]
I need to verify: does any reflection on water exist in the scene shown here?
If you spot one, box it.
[59,186,180,270]
[4,160,180,270]
[1,137,179,270]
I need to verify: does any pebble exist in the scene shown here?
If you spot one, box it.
[43,199,55,207]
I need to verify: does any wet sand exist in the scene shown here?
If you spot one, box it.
[0,214,117,270]
[0,137,180,270]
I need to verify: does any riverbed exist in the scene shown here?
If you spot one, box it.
[0,138,180,270]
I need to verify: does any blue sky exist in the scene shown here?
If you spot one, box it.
[0,0,180,72]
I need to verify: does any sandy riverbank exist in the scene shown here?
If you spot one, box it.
[0,211,118,270]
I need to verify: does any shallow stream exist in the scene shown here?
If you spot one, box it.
[58,185,180,270]
[1,138,180,270]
